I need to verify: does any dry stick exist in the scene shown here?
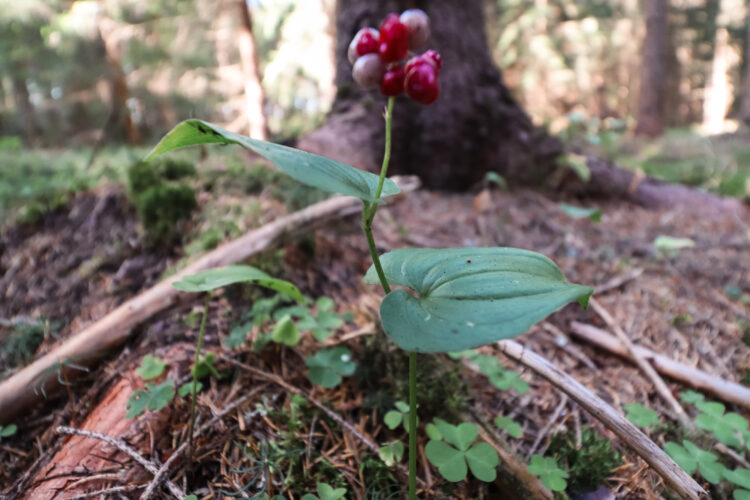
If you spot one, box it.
[140,384,269,500]
[525,395,569,460]
[221,356,428,490]
[589,298,694,431]
[569,321,750,409]
[0,176,420,424]
[495,340,705,500]
[56,426,185,499]
[67,485,142,500]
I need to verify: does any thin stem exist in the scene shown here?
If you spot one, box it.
[408,351,418,499]
[362,205,391,294]
[366,96,395,224]
[187,293,210,456]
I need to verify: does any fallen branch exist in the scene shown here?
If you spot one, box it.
[496,339,705,500]
[589,298,693,430]
[569,321,750,409]
[0,176,419,424]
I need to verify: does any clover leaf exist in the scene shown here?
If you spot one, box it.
[271,315,300,346]
[378,440,405,467]
[126,380,176,418]
[425,420,499,482]
[384,401,418,433]
[725,467,750,489]
[694,401,748,449]
[178,381,203,397]
[301,483,347,500]
[664,440,727,484]
[472,354,529,394]
[305,347,356,388]
[135,354,167,381]
[495,415,522,438]
[527,454,569,492]
[623,403,660,428]
[680,390,705,404]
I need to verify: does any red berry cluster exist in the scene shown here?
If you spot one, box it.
[348,9,441,105]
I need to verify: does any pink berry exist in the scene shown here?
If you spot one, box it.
[400,9,430,50]
[352,53,385,88]
[423,49,442,71]
[405,63,439,105]
[348,28,379,64]
[381,63,406,96]
[378,13,409,63]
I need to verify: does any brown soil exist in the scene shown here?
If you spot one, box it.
[1,185,749,499]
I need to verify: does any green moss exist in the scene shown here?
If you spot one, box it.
[360,454,402,499]
[546,427,621,494]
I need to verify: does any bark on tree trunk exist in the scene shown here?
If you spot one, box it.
[237,0,267,140]
[298,0,562,190]
[635,0,668,137]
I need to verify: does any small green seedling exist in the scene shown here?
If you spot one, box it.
[494,415,522,438]
[379,440,405,467]
[0,424,18,440]
[694,401,749,450]
[664,440,726,484]
[135,354,167,380]
[484,171,508,190]
[301,483,347,500]
[271,315,301,346]
[623,403,660,428]
[527,454,569,492]
[178,381,203,397]
[559,203,602,222]
[384,401,418,433]
[126,380,176,418]
[305,347,356,388]
[276,296,350,342]
[472,354,529,394]
[425,420,500,482]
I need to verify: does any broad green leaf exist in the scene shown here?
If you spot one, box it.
[172,265,303,302]
[271,315,300,346]
[725,468,750,489]
[136,354,167,381]
[126,380,176,418]
[495,415,522,438]
[735,490,750,500]
[623,403,660,428]
[465,442,500,482]
[425,440,467,482]
[305,347,356,388]
[559,203,602,222]
[0,424,17,438]
[364,248,593,352]
[664,441,697,475]
[527,454,569,492]
[452,423,479,452]
[147,119,399,202]
[384,411,403,429]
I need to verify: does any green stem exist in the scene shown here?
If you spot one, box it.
[360,96,418,499]
[188,293,210,455]
[408,351,418,499]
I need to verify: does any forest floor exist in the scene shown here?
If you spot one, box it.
[1,157,749,499]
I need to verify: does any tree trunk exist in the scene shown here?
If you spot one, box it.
[11,75,37,145]
[298,0,561,190]
[237,0,267,140]
[635,0,668,137]
[741,2,750,125]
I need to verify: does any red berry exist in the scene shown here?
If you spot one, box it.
[348,28,379,64]
[405,54,437,75]
[381,63,406,96]
[352,53,385,88]
[423,49,442,71]
[378,13,409,63]
[405,63,439,105]
[400,9,430,50]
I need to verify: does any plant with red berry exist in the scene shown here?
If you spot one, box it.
[146,8,591,498]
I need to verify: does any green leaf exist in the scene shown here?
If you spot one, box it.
[305,347,356,388]
[559,203,602,222]
[135,354,167,381]
[465,442,500,482]
[425,440,467,482]
[271,315,300,346]
[184,496,197,500]
[172,265,303,302]
[623,403,660,428]
[192,352,218,379]
[735,490,750,500]
[725,468,750,489]
[126,380,176,418]
[489,370,529,394]
[394,401,410,413]
[364,248,593,352]
[695,401,745,448]
[178,381,203,397]
[378,441,405,467]
[527,454,569,492]
[559,153,591,182]
[495,415,522,438]
[485,171,508,190]
[317,482,346,500]
[0,424,18,438]
[147,119,399,202]
[384,411,403,430]
[680,390,705,404]
[654,236,695,253]
[664,441,698,475]
[226,322,252,348]
[425,423,442,440]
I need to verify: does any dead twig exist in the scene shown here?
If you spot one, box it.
[55,425,185,499]
[526,395,568,460]
[569,321,750,409]
[589,298,694,430]
[66,484,142,499]
[496,339,705,500]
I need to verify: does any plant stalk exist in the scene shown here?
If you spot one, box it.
[187,293,211,455]
[360,96,418,499]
